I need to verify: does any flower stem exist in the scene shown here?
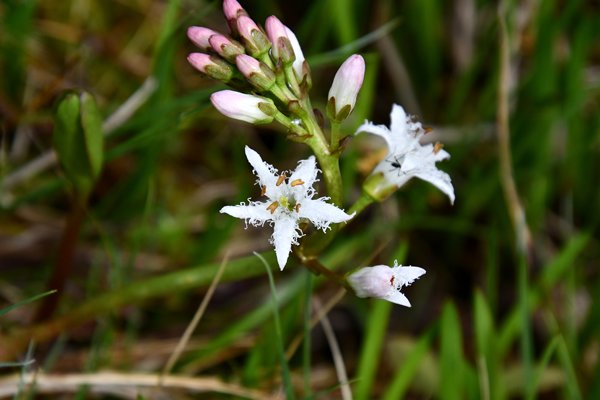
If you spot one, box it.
[297,98,343,206]
[330,121,341,150]
[348,190,375,215]
[295,250,350,290]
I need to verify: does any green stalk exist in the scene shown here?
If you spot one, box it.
[330,121,341,150]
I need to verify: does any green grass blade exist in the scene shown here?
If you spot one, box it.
[255,252,295,400]
[439,301,464,400]
[382,329,433,400]
[0,290,57,318]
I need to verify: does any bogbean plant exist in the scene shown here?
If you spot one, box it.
[188,0,455,307]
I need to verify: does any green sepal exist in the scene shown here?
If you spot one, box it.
[363,172,398,202]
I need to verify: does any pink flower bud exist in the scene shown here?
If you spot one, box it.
[237,15,271,57]
[235,54,261,76]
[208,34,244,62]
[327,54,365,121]
[210,90,276,124]
[265,16,292,61]
[235,54,276,90]
[187,53,233,82]
[223,0,246,22]
[187,26,218,50]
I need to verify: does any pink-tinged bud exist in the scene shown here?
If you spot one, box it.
[235,54,276,91]
[327,54,365,121]
[223,0,247,22]
[265,16,294,64]
[211,90,276,124]
[284,27,309,83]
[237,15,271,57]
[187,26,218,50]
[187,53,233,82]
[208,34,245,63]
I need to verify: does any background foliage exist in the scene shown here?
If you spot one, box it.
[1,0,599,398]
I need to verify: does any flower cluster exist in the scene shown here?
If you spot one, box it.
[187,0,365,129]
[187,1,455,307]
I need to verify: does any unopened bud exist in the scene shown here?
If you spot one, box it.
[188,53,233,82]
[284,27,309,83]
[211,90,276,124]
[265,16,295,64]
[237,15,271,57]
[209,34,245,63]
[223,0,247,25]
[235,54,276,91]
[327,54,365,121]
[187,26,218,50]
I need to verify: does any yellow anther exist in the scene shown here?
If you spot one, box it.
[295,203,301,213]
[266,201,279,214]
[290,179,304,187]
[424,126,433,134]
[276,174,286,186]
[433,142,444,154]
[260,186,267,196]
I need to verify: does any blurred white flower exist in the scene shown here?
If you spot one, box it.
[221,146,354,270]
[347,261,426,307]
[356,104,455,204]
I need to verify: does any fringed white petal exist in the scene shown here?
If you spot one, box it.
[384,290,412,307]
[355,121,394,153]
[220,203,272,225]
[272,216,300,270]
[392,264,426,287]
[299,199,354,230]
[289,156,318,192]
[414,168,455,204]
[244,146,278,194]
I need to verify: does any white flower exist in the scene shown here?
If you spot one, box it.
[347,261,426,307]
[356,104,455,204]
[220,146,354,270]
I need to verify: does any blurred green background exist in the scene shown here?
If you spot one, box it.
[1,0,599,398]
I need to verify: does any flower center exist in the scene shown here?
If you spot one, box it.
[265,176,305,214]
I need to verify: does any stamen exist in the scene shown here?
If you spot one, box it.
[260,185,267,196]
[424,126,433,134]
[276,173,286,186]
[266,201,279,214]
[290,179,304,187]
[433,142,444,154]
[295,203,301,213]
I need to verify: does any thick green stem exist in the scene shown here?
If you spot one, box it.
[330,121,341,150]
[297,99,343,206]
